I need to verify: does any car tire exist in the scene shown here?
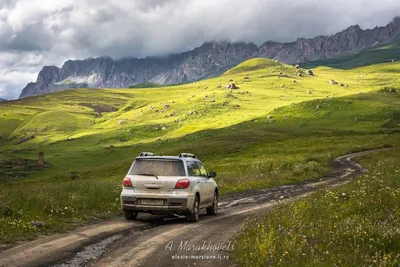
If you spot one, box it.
[124,210,138,220]
[187,195,200,222]
[206,192,218,216]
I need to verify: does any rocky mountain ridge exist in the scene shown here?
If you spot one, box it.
[20,16,400,98]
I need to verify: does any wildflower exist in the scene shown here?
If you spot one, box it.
[30,221,44,227]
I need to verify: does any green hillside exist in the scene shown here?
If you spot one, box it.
[129,82,174,88]
[0,58,399,245]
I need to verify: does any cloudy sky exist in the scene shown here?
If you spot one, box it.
[0,0,399,99]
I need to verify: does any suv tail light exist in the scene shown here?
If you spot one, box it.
[175,178,190,189]
[123,177,133,187]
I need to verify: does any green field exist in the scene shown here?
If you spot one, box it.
[233,145,400,267]
[129,82,176,88]
[0,57,399,247]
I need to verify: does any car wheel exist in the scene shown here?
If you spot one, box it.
[206,192,218,216]
[124,210,138,220]
[187,195,200,222]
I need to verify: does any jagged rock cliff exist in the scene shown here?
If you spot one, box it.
[20,16,400,98]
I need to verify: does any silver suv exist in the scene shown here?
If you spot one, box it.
[120,152,218,222]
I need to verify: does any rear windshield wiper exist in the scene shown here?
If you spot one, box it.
[136,173,159,179]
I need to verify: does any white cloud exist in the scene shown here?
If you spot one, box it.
[0,0,400,98]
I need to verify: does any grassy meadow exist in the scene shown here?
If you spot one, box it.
[0,57,399,247]
[233,145,400,267]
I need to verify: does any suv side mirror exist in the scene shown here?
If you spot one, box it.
[208,171,217,178]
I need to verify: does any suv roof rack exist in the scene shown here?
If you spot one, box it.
[179,153,197,159]
[139,152,155,157]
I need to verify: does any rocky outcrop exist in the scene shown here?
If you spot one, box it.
[258,16,400,63]
[20,16,400,98]
[20,42,259,98]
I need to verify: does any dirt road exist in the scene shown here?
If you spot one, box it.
[0,149,386,267]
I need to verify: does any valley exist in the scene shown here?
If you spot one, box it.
[0,57,399,266]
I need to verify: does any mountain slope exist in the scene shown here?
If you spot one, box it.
[20,16,400,98]
[303,41,400,69]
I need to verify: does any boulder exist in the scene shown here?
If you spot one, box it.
[70,172,78,180]
[339,83,345,87]
[306,69,314,76]
[224,83,239,89]
[329,79,338,85]
[295,64,300,69]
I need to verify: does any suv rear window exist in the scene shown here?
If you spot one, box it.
[129,159,185,176]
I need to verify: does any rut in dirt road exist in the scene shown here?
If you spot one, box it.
[0,148,389,267]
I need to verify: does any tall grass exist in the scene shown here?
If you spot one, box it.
[0,180,121,245]
[233,148,400,266]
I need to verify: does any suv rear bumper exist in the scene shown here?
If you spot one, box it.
[121,192,194,214]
